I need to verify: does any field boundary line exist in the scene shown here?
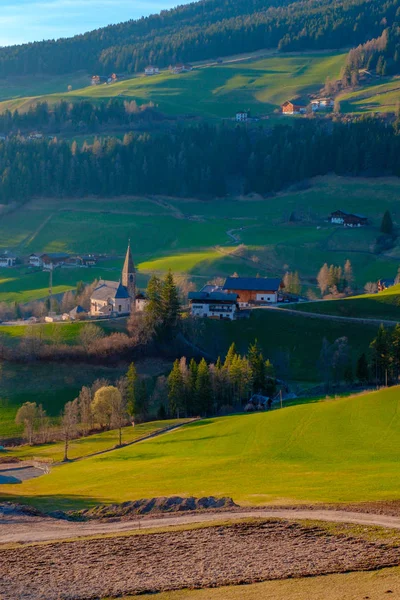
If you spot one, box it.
[262,305,400,326]
[56,418,200,466]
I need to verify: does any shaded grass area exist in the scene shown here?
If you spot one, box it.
[294,285,400,320]
[2,387,400,510]
[116,567,400,600]
[0,362,129,440]
[339,76,400,114]
[198,308,380,381]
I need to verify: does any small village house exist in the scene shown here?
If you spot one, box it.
[91,75,101,86]
[330,210,368,227]
[188,290,238,320]
[145,66,160,76]
[223,276,284,307]
[29,253,43,268]
[171,63,193,74]
[281,101,307,115]
[236,110,249,122]
[107,73,118,84]
[0,252,16,268]
[41,253,70,270]
[311,98,334,111]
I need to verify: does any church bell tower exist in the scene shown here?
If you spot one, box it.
[122,240,136,308]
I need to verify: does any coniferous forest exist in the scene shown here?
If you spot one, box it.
[0,0,398,77]
[0,118,399,204]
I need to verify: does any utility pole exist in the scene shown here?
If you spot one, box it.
[48,267,53,313]
[280,389,283,409]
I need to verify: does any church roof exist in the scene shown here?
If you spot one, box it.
[91,280,130,301]
[122,243,135,277]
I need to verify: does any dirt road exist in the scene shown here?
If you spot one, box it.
[3,508,400,545]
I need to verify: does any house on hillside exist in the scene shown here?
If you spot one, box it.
[145,66,160,76]
[171,63,193,74]
[310,98,334,111]
[29,253,43,268]
[41,253,70,270]
[91,75,101,86]
[0,252,16,267]
[236,110,249,122]
[281,100,307,115]
[330,210,368,227]
[188,290,238,320]
[107,73,119,84]
[90,242,136,317]
[223,276,284,307]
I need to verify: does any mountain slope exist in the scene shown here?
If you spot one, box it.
[0,0,396,77]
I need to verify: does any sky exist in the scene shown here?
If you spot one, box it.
[0,0,178,47]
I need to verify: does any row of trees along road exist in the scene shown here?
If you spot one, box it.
[167,341,276,418]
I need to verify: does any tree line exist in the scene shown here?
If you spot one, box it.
[2,118,400,205]
[0,100,160,136]
[167,341,277,418]
[0,0,396,77]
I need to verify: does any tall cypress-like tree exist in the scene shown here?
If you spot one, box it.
[168,359,185,418]
[161,269,180,331]
[380,210,394,235]
[248,339,265,394]
[126,362,137,418]
[195,358,213,416]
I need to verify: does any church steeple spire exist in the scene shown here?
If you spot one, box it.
[122,239,136,304]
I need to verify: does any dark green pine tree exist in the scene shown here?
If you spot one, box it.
[248,339,266,394]
[356,353,369,384]
[161,269,180,332]
[380,210,394,235]
[126,362,137,418]
[144,274,163,330]
[168,359,185,418]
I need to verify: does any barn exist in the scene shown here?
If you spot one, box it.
[223,276,283,307]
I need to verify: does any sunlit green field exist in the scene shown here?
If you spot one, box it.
[338,76,400,113]
[0,52,346,118]
[9,419,190,463]
[1,175,400,305]
[2,387,400,510]
[294,284,400,320]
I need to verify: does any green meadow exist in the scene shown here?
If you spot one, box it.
[0,52,346,118]
[2,387,400,510]
[294,284,400,321]
[1,175,400,304]
[339,76,400,114]
[9,419,190,463]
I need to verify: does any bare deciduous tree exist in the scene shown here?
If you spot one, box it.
[61,399,79,462]
[79,323,105,352]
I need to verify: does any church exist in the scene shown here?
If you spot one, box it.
[90,243,137,317]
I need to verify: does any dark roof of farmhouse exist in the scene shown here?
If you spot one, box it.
[91,280,130,301]
[332,210,367,219]
[189,291,238,301]
[223,277,282,292]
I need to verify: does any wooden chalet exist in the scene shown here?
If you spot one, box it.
[188,290,238,320]
[223,276,284,307]
[330,210,368,227]
[281,100,307,115]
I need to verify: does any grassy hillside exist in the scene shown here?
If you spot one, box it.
[2,387,400,510]
[197,308,379,381]
[339,76,400,114]
[1,176,400,303]
[9,419,190,463]
[294,285,400,321]
[0,52,345,118]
